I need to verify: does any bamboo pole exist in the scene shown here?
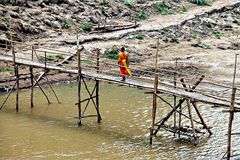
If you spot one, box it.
[186,100,196,140]
[173,59,177,136]
[226,54,238,159]
[44,76,60,104]
[178,100,182,138]
[16,64,19,111]
[227,87,236,160]
[30,46,34,108]
[150,73,159,144]
[192,101,212,135]
[0,79,18,110]
[32,76,51,104]
[30,66,34,108]
[96,48,101,123]
[77,49,82,126]
[155,38,160,73]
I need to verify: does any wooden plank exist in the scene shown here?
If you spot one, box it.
[0,54,239,108]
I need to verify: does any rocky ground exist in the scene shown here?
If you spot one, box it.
[0,0,240,92]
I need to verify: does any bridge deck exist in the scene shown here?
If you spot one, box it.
[0,54,239,109]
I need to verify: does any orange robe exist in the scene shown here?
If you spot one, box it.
[118,51,132,76]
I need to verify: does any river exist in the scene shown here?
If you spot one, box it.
[0,82,240,160]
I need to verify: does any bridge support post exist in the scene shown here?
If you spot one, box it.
[150,75,212,144]
[77,49,82,126]
[96,49,101,123]
[16,64,19,111]
[150,73,159,144]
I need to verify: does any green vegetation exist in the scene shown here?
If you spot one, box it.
[162,27,170,32]
[0,66,14,73]
[178,6,188,13]
[154,3,173,15]
[80,22,93,32]
[171,35,179,43]
[135,34,144,40]
[191,33,198,39]
[189,0,210,6]
[213,31,224,39]
[64,19,75,28]
[46,54,64,62]
[136,9,149,21]
[105,45,119,59]
[124,0,135,6]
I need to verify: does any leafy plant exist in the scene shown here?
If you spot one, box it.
[80,22,93,32]
[105,45,119,59]
[213,31,224,39]
[189,0,210,6]
[135,34,144,40]
[46,55,64,62]
[191,33,198,39]
[64,19,75,28]
[170,35,179,43]
[178,6,188,13]
[124,0,135,6]
[0,66,14,73]
[136,9,149,21]
[154,3,173,15]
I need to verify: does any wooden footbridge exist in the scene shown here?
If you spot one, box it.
[0,38,239,159]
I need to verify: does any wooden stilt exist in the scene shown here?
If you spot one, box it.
[173,59,177,136]
[178,102,182,138]
[16,64,19,111]
[192,102,212,135]
[153,98,186,135]
[0,80,18,110]
[32,76,51,104]
[77,49,82,126]
[44,76,60,104]
[96,49,101,123]
[227,87,236,159]
[150,73,159,144]
[30,46,34,108]
[186,100,196,140]
[30,66,34,108]
[226,53,239,160]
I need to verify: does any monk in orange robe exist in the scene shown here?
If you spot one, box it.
[118,47,132,81]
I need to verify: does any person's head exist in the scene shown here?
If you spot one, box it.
[121,47,125,52]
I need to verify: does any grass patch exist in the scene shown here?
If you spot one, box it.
[64,19,75,28]
[191,33,198,39]
[135,34,144,40]
[189,0,211,6]
[46,54,64,62]
[162,27,171,32]
[154,3,173,15]
[135,9,149,21]
[80,22,93,32]
[170,35,179,43]
[178,6,188,13]
[105,45,119,59]
[213,31,224,39]
[0,66,14,73]
[124,0,135,6]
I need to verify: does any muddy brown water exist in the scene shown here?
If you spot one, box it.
[0,82,240,160]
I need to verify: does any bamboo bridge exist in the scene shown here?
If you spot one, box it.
[0,38,239,159]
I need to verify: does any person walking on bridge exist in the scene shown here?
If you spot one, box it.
[118,47,132,81]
